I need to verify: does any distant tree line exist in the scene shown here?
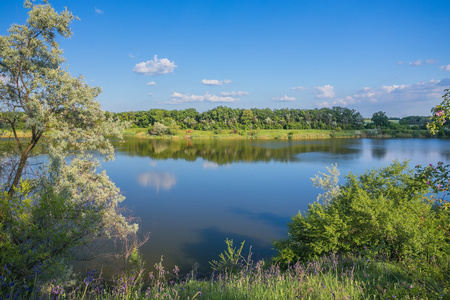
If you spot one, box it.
[2,107,443,135]
[109,107,441,132]
[112,107,364,131]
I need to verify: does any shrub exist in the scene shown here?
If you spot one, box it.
[274,161,449,266]
[149,122,170,136]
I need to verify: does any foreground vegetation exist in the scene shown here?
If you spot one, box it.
[1,244,448,299]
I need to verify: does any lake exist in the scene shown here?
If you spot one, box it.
[97,137,450,274]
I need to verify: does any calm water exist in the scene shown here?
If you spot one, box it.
[98,137,450,274]
[3,137,449,274]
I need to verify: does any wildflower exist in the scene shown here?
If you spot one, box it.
[436,110,444,117]
[426,181,430,185]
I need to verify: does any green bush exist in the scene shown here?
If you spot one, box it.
[274,161,449,266]
[148,122,170,136]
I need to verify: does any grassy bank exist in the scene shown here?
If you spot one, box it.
[3,253,445,299]
[124,128,431,140]
[124,128,358,140]
[0,128,431,140]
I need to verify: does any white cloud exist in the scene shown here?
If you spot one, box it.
[409,59,422,66]
[166,92,239,104]
[345,79,446,106]
[406,59,436,66]
[95,7,103,14]
[272,95,296,102]
[291,86,306,90]
[137,172,176,192]
[314,85,335,99]
[146,81,156,86]
[147,93,152,96]
[318,101,330,108]
[133,55,177,75]
[170,92,204,103]
[220,91,249,96]
[201,79,232,86]
[128,53,135,59]
[440,64,450,71]
[332,96,358,106]
[322,79,449,116]
[201,79,221,86]
[204,93,238,102]
[397,61,404,65]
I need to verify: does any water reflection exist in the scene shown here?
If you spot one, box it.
[6,137,450,276]
[371,139,388,159]
[136,171,177,191]
[230,207,289,229]
[180,227,273,274]
[107,138,450,275]
[202,161,220,169]
[118,138,362,164]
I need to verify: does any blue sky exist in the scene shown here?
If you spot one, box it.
[2,0,450,117]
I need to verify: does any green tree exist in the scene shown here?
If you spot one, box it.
[0,1,136,285]
[371,111,390,128]
[428,88,450,134]
[274,161,449,265]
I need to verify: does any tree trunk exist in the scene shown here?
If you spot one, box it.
[8,153,28,195]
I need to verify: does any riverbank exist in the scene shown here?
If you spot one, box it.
[124,128,430,139]
[0,128,431,140]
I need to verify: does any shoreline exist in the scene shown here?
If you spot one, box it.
[1,128,432,140]
[124,128,430,140]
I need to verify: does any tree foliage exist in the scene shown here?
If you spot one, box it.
[0,1,136,287]
[114,106,366,131]
[274,161,449,266]
[428,88,450,134]
[371,111,390,128]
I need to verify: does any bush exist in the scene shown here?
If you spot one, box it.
[274,161,449,266]
[149,122,170,136]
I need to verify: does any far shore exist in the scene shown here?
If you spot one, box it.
[123,128,430,140]
[0,128,431,140]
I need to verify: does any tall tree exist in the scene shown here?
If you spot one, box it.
[0,1,124,193]
[0,1,136,282]
[371,111,390,128]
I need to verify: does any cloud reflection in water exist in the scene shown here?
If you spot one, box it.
[137,171,176,192]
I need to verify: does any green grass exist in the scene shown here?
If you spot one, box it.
[4,254,447,299]
[124,128,358,140]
